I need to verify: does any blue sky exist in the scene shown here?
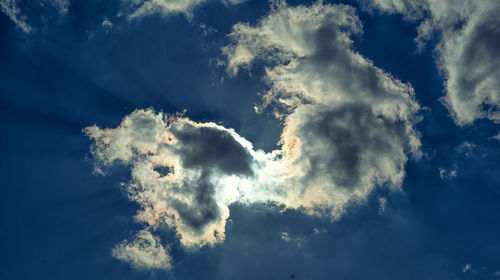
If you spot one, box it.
[1,0,500,279]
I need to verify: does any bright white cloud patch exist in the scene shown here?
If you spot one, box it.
[87,2,421,270]
[363,0,500,127]
[124,0,246,19]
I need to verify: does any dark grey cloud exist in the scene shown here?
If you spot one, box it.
[172,171,221,233]
[292,104,408,190]
[167,122,253,175]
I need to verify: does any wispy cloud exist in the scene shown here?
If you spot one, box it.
[0,0,70,33]
[0,0,31,33]
[123,0,246,20]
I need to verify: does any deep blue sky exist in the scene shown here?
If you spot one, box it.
[1,0,499,279]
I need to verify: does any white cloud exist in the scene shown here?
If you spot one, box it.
[102,18,113,28]
[462,263,472,273]
[438,167,457,180]
[363,0,500,128]
[87,2,422,269]
[223,2,421,218]
[112,229,171,270]
[280,231,291,242]
[85,109,265,247]
[0,0,70,33]
[124,0,246,20]
[492,133,500,142]
[0,0,31,33]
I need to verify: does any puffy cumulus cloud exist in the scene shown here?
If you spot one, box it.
[112,229,171,270]
[0,0,32,33]
[87,2,421,270]
[223,2,420,217]
[124,0,246,20]
[85,109,268,248]
[362,0,500,127]
[86,109,288,268]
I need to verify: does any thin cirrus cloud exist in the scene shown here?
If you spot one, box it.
[0,0,32,33]
[362,0,500,127]
[0,0,69,33]
[85,2,422,270]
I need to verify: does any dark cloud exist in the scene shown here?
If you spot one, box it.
[294,104,407,190]
[172,172,221,233]
[168,122,254,175]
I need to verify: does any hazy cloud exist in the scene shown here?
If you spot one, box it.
[50,0,69,15]
[455,141,476,157]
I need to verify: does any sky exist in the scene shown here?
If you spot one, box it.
[1,0,500,279]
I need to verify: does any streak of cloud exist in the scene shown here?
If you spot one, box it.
[123,0,247,20]
[0,0,31,33]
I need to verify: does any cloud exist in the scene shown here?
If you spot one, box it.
[0,0,32,33]
[112,229,172,270]
[378,197,387,215]
[223,2,421,217]
[50,0,70,15]
[462,263,472,273]
[85,109,263,248]
[492,133,500,142]
[438,167,457,180]
[86,2,421,269]
[124,0,246,20]
[455,141,476,157]
[362,0,500,127]
[0,0,70,33]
